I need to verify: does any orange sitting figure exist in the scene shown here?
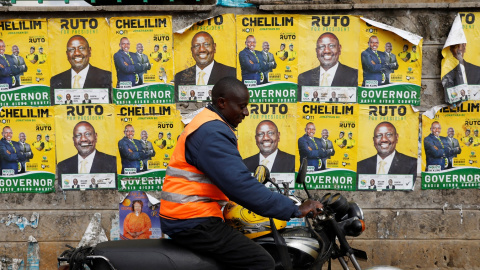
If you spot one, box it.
[123,200,152,239]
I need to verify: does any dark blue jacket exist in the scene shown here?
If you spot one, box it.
[361,48,386,87]
[0,55,20,88]
[118,137,147,174]
[424,133,451,171]
[161,106,299,235]
[113,50,143,88]
[239,48,265,85]
[298,134,328,171]
[0,139,26,174]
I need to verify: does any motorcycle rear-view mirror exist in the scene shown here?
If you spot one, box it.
[296,157,308,184]
[296,158,312,199]
[254,165,270,185]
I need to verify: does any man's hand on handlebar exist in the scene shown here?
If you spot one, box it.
[298,200,324,218]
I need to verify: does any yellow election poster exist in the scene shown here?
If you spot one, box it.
[357,105,418,191]
[238,103,296,189]
[115,104,182,192]
[111,16,174,105]
[236,15,298,103]
[48,18,112,106]
[0,106,55,193]
[55,104,116,190]
[296,103,358,191]
[174,14,236,102]
[0,19,51,106]
[441,13,480,104]
[421,102,480,190]
[298,15,360,103]
[358,18,422,106]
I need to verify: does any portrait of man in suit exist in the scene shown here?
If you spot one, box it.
[298,32,358,94]
[0,126,26,175]
[18,132,33,173]
[445,127,461,169]
[385,179,395,190]
[82,93,91,104]
[243,120,294,173]
[189,90,197,101]
[206,89,212,101]
[10,45,27,87]
[319,129,335,170]
[357,121,417,176]
[140,130,155,171]
[88,178,98,188]
[311,91,320,102]
[239,35,266,85]
[118,124,148,174]
[298,122,330,171]
[361,35,386,87]
[57,121,117,178]
[260,41,276,84]
[50,35,112,98]
[424,121,451,171]
[72,178,80,189]
[114,37,144,88]
[459,89,468,101]
[380,42,398,84]
[441,43,480,92]
[368,179,376,190]
[0,40,21,89]
[329,91,339,102]
[135,43,151,85]
[174,31,236,92]
[65,93,73,104]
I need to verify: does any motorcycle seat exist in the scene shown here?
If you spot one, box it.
[92,238,223,270]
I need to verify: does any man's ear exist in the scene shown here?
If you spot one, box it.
[217,97,226,109]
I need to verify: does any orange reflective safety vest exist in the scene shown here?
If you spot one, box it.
[160,108,236,220]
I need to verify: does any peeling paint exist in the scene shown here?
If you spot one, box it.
[110,213,120,241]
[0,257,23,270]
[459,205,463,225]
[26,236,39,270]
[78,213,108,248]
[442,202,448,214]
[0,213,39,231]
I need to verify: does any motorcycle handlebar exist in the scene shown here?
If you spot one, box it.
[306,207,324,219]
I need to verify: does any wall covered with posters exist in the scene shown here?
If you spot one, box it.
[1,6,480,269]
[0,14,426,194]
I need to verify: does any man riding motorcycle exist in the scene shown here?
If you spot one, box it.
[160,77,323,270]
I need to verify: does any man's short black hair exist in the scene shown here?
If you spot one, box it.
[211,77,247,105]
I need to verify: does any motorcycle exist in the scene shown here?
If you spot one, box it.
[58,158,367,270]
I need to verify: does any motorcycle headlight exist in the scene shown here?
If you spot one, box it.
[343,218,365,237]
[326,193,349,221]
[347,202,364,220]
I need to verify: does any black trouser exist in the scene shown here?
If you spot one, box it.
[170,217,275,270]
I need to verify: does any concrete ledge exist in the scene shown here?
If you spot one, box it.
[1,4,213,12]
[257,2,480,10]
